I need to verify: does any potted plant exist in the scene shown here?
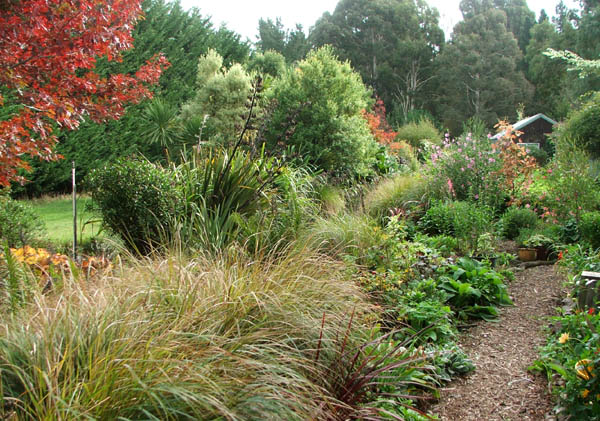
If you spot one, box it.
[523,234,554,261]
[517,246,537,261]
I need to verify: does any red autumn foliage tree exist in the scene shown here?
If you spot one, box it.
[491,120,538,204]
[0,0,169,185]
[362,98,397,146]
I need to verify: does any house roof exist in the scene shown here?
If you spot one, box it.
[491,113,557,140]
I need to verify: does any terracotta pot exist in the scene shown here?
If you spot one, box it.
[518,248,537,261]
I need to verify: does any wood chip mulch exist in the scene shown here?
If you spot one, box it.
[430,264,567,421]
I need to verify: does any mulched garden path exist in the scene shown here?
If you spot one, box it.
[430,264,567,421]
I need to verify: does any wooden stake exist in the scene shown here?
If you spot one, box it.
[72,161,77,259]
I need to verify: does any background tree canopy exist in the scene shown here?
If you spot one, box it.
[13,0,250,197]
[8,0,600,195]
[435,7,533,132]
[309,0,444,123]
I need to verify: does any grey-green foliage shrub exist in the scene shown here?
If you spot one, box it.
[0,192,46,247]
[528,147,549,166]
[559,92,600,159]
[87,158,181,254]
[181,49,253,144]
[247,50,286,79]
[265,46,378,177]
[579,211,600,249]
[500,207,538,240]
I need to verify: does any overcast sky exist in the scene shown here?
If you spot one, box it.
[180,0,580,42]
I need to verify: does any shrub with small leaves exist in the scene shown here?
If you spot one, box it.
[87,157,181,254]
[579,211,600,249]
[528,147,549,166]
[0,191,46,247]
[500,207,538,240]
[419,201,492,253]
[419,201,455,236]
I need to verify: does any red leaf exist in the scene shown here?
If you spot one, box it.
[0,0,170,185]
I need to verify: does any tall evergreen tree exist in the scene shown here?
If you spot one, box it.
[525,20,569,118]
[460,0,535,54]
[257,18,286,54]
[256,18,310,63]
[309,0,444,120]
[435,8,532,133]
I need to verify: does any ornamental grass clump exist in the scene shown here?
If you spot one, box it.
[364,173,427,220]
[0,245,435,420]
[302,213,380,260]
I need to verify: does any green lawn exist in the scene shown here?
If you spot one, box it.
[27,196,103,245]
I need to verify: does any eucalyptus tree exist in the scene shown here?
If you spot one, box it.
[435,8,532,133]
[525,19,570,118]
[459,0,535,53]
[309,0,444,121]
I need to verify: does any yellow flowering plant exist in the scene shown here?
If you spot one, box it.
[3,246,112,287]
[531,309,600,419]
